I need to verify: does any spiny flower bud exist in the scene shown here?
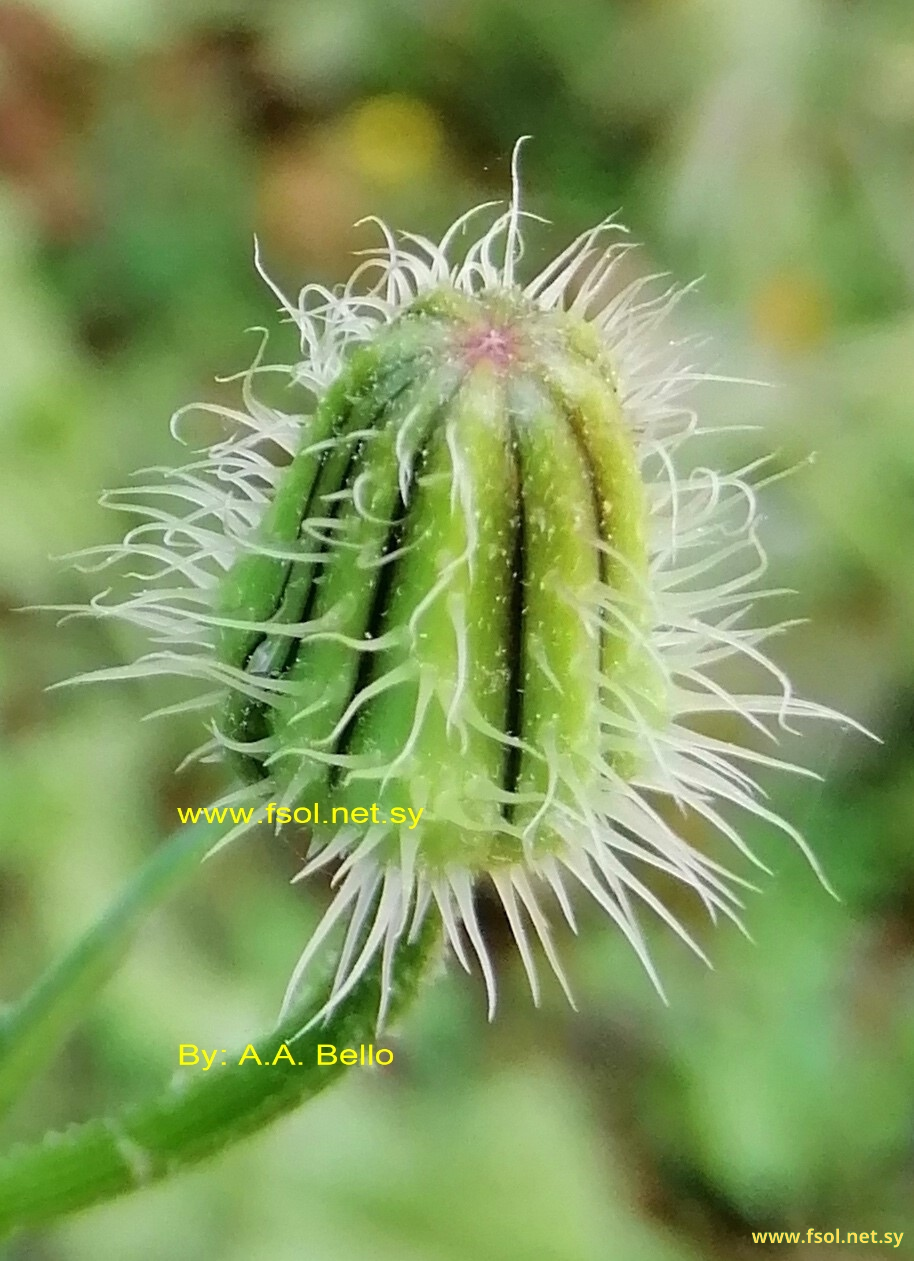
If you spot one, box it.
[62,145,861,1027]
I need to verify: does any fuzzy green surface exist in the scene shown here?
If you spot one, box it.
[216,291,659,872]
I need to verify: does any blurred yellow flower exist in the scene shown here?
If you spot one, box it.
[753,271,830,354]
[341,94,443,186]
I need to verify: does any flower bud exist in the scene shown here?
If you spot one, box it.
[64,145,862,1026]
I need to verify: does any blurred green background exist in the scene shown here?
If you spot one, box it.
[1,0,913,1256]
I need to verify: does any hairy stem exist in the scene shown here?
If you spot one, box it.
[0,921,436,1237]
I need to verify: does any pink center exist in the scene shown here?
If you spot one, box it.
[459,322,518,369]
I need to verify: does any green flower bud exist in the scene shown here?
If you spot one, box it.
[63,144,863,1026]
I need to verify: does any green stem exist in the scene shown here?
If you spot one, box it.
[0,819,220,1118]
[0,923,436,1237]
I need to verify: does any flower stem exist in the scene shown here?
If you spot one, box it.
[0,819,219,1118]
[0,921,436,1237]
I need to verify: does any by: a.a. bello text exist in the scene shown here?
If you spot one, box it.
[178,1043,394,1069]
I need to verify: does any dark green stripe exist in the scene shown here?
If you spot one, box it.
[501,416,526,818]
